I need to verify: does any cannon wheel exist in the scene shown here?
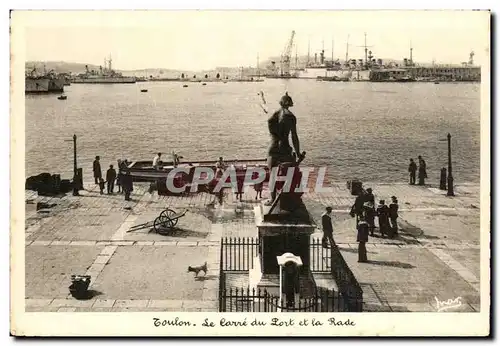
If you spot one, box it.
[153,216,164,232]
[160,208,178,227]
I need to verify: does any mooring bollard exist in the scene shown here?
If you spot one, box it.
[440,168,447,190]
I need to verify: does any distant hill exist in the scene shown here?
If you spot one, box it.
[25,61,101,74]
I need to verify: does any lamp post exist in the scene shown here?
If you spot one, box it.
[65,134,79,196]
[446,133,455,196]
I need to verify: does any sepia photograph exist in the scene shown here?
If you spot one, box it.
[10,9,490,336]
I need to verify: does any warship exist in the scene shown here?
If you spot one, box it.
[72,56,136,84]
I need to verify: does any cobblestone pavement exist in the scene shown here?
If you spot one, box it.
[24,182,483,312]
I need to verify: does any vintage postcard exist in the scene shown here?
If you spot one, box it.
[10,10,490,337]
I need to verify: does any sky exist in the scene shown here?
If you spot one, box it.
[16,10,490,71]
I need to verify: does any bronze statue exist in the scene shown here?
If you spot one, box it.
[266,92,304,206]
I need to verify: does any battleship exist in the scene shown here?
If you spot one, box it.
[264,32,481,83]
[72,56,136,84]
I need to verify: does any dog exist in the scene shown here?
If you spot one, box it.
[188,262,207,277]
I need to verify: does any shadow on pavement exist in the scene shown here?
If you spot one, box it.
[366,260,416,269]
[71,289,103,300]
[339,247,378,255]
[399,220,440,240]
[155,227,208,238]
[194,275,218,282]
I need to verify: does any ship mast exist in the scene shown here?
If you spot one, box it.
[364,33,368,65]
[410,40,413,66]
[307,38,310,66]
[345,34,350,64]
[257,53,260,78]
[331,39,334,63]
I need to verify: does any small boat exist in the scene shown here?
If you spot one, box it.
[57,95,67,100]
[183,85,188,88]
[202,83,207,86]
[121,158,268,182]
[140,89,148,92]
[434,81,440,84]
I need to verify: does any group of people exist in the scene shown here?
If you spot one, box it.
[408,155,428,185]
[350,188,399,238]
[321,188,400,264]
[92,156,134,201]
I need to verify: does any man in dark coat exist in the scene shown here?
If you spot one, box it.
[364,188,375,205]
[350,192,365,226]
[93,156,102,184]
[389,196,399,237]
[408,158,417,185]
[321,206,334,248]
[357,215,369,263]
[122,170,134,201]
[418,155,427,185]
[376,200,390,237]
[106,164,117,194]
[363,201,376,236]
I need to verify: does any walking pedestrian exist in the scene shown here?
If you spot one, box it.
[321,206,334,248]
[418,155,427,185]
[357,215,369,263]
[389,196,399,237]
[376,200,390,237]
[93,156,102,184]
[408,158,417,185]
[106,164,117,194]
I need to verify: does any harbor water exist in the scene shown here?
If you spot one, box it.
[25,79,480,184]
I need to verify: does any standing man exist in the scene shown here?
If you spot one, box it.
[363,201,376,236]
[418,155,427,185]
[93,156,102,184]
[365,188,375,204]
[122,170,133,201]
[106,164,117,194]
[376,200,390,237]
[153,152,162,170]
[357,215,369,263]
[265,92,303,205]
[321,206,334,248]
[408,158,417,185]
[350,191,365,226]
[389,196,399,237]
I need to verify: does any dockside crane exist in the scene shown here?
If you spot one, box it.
[280,30,295,76]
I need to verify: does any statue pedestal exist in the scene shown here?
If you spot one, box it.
[249,203,316,297]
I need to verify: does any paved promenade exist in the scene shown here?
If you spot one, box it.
[24,181,482,312]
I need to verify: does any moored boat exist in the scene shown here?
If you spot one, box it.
[121,158,268,182]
